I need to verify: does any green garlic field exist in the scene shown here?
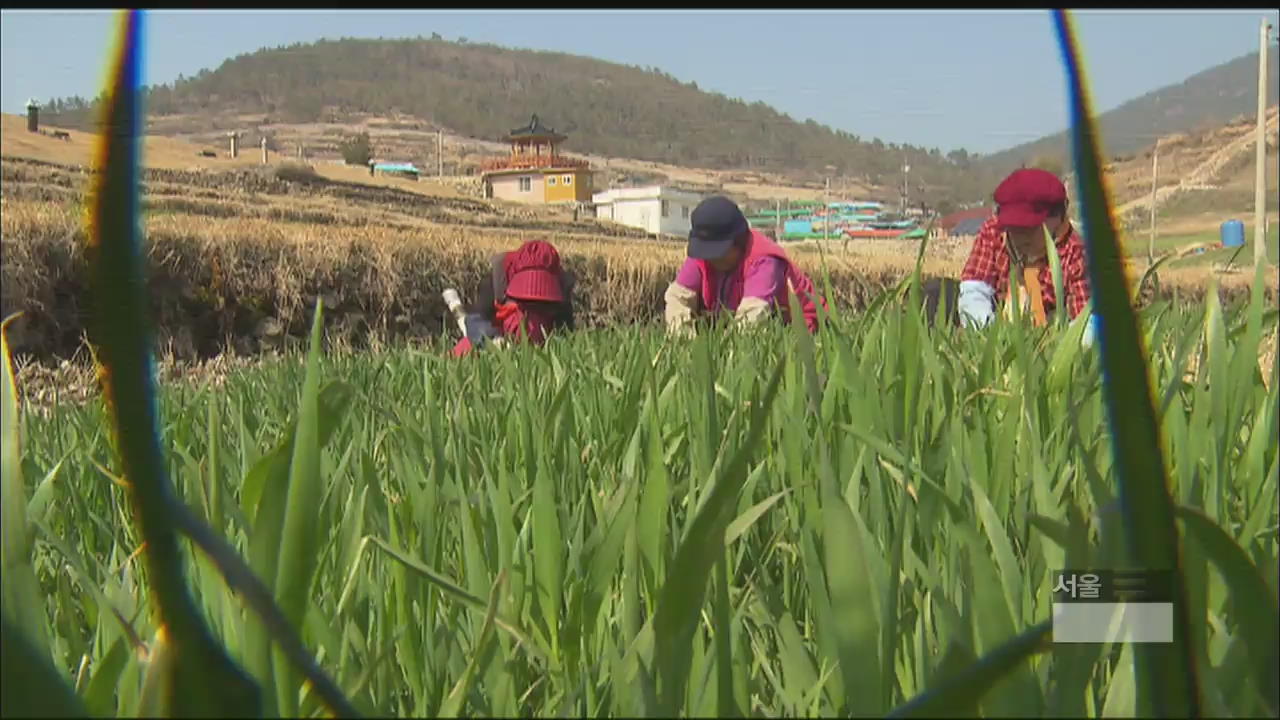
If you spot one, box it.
[7,295,1277,717]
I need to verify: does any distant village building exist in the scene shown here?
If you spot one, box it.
[481,115,593,204]
[949,217,987,241]
[935,206,994,240]
[592,186,705,236]
[745,200,933,242]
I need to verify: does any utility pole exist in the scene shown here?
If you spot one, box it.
[775,198,781,242]
[1148,138,1159,265]
[902,159,911,217]
[1254,18,1273,269]
[824,177,831,244]
[438,130,444,177]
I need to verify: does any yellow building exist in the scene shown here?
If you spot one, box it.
[482,115,593,204]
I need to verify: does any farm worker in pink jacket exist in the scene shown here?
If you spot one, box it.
[664,196,826,335]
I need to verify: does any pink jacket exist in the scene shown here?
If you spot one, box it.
[693,230,824,333]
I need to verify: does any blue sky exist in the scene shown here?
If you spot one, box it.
[2,9,1276,155]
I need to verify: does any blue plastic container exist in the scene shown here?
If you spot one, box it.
[1220,219,1245,248]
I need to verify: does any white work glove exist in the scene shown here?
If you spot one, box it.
[733,297,772,329]
[664,282,699,338]
[958,280,996,329]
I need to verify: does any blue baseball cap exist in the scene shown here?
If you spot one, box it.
[687,196,749,260]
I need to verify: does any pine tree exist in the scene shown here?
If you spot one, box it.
[339,132,373,166]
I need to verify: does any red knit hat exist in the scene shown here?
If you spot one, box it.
[504,240,564,303]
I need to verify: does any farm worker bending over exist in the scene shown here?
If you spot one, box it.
[664,196,826,335]
[451,240,576,357]
[926,168,1098,344]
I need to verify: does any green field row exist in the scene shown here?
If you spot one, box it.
[6,293,1277,717]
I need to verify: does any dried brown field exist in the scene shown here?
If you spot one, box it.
[4,112,1274,373]
[97,111,867,202]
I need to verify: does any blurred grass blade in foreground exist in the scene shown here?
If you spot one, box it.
[1052,9,1199,717]
[86,10,260,717]
[886,621,1052,719]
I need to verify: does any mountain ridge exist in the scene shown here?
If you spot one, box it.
[979,49,1278,174]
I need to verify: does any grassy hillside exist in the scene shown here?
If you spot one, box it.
[39,36,1001,210]
[983,49,1279,174]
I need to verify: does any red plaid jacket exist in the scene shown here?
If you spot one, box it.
[960,215,1091,319]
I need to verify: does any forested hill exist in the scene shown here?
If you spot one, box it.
[45,36,1267,205]
[42,36,1003,205]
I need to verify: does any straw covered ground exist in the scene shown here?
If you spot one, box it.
[5,156,1271,365]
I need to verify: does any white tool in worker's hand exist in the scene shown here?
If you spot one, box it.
[442,288,506,349]
[442,288,469,336]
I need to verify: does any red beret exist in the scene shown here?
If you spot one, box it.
[994,168,1067,229]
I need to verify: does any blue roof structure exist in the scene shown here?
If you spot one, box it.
[951,218,985,236]
[374,162,420,173]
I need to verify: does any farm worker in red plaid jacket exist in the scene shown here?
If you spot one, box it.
[451,240,576,357]
[926,168,1098,344]
[664,196,827,335]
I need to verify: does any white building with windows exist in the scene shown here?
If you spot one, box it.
[591,186,706,237]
